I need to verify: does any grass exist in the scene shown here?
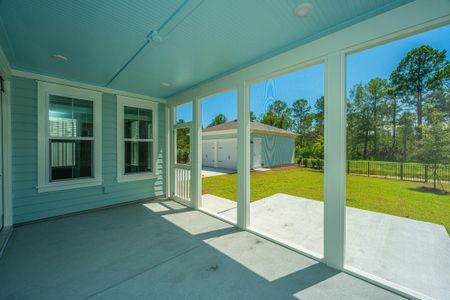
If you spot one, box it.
[202,166,450,234]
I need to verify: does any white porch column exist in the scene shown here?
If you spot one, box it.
[2,79,12,226]
[191,97,202,209]
[168,106,175,200]
[165,105,171,199]
[237,82,250,229]
[324,51,346,269]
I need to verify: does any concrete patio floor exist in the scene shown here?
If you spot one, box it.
[202,167,236,177]
[0,199,405,299]
[202,193,450,299]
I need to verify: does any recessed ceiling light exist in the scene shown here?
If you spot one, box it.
[160,82,171,87]
[52,54,68,62]
[294,3,313,17]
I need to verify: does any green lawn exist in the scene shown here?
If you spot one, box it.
[202,167,450,234]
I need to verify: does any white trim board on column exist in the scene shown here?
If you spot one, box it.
[324,51,346,270]
[236,82,250,229]
[165,106,171,198]
[191,98,202,209]
[1,79,12,227]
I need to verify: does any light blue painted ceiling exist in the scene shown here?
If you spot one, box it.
[0,0,411,98]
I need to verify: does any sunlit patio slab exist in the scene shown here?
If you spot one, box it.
[202,167,236,177]
[204,193,450,299]
[0,200,403,299]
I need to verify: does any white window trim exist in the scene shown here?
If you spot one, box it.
[37,81,102,192]
[116,95,158,183]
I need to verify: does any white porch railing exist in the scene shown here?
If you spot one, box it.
[174,164,190,201]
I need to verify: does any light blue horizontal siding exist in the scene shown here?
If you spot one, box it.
[11,76,166,223]
[202,131,295,168]
[252,133,295,168]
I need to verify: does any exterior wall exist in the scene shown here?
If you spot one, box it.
[11,76,166,223]
[202,133,236,140]
[251,133,295,168]
[202,131,295,169]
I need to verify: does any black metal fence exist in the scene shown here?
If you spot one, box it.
[347,160,450,184]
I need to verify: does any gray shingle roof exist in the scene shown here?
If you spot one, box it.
[203,121,297,136]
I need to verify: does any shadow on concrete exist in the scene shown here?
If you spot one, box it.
[0,199,402,299]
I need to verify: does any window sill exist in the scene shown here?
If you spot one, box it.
[37,179,102,193]
[116,173,157,183]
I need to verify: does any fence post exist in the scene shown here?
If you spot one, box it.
[400,163,403,181]
[347,160,350,174]
[367,161,370,177]
[433,163,437,190]
[425,165,428,183]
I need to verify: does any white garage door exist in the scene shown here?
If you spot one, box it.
[202,141,215,167]
[217,139,237,169]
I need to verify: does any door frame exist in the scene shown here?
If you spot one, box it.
[252,137,262,169]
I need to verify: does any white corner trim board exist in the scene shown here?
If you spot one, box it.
[1,79,12,226]
[11,69,166,104]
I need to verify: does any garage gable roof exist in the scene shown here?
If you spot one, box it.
[203,121,298,137]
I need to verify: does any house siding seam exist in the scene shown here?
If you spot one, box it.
[11,76,166,224]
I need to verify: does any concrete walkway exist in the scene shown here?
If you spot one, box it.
[0,199,404,299]
[202,167,236,177]
[202,193,450,300]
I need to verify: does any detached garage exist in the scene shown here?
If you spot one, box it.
[202,121,297,170]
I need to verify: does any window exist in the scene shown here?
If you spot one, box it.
[117,96,158,182]
[37,82,102,192]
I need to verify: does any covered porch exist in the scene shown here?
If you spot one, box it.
[0,0,449,299]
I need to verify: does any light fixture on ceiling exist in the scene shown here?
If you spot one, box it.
[52,54,68,62]
[147,30,163,43]
[294,2,313,17]
[160,82,171,88]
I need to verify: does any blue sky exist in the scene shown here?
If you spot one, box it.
[176,25,450,127]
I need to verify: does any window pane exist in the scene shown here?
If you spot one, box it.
[50,140,93,180]
[176,127,190,164]
[49,95,93,138]
[176,103,192,123]
[124,106,153,140]
[124,141,153,174]
[73,99,93,137]
[124,106,139,139]
[139,108,153,139]
[49,95,75,137]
